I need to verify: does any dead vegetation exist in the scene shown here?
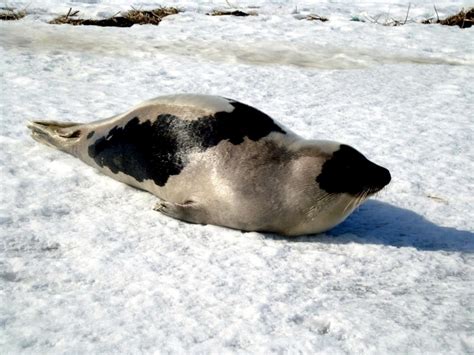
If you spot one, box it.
[423,7,473,28]
[364,3,413,26]
[207,9,257,17]
[207,0,257,16]
[303,14,328,22]
[49,6,180,27]
[362,5,473,28]
[126,7,180,25]
[0,7,26,20]
[7,4,472,29]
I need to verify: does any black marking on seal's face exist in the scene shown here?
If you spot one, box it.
[87,131,95,139]
[88,100,286,186]
[316,144,391,196]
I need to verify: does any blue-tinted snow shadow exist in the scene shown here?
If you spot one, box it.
[274,200,474,253]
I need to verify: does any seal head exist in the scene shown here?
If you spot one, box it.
[316,144,391,196]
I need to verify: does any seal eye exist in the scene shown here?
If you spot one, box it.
[316,144,391,196]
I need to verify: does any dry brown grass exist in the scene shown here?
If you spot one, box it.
[304,14,328,22]
[439,7,473,28]
[0,7,26,21]
[49,6,180,27]
[208,10,257,17]
[364,3,412,26]
[423,7,473,28]
[125,6,180,25]
[49,8,88,25]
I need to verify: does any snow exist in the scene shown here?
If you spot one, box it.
[1,0,473,353]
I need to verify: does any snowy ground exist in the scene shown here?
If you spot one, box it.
[1,1,473,353]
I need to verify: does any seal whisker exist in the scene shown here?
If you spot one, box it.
[306,193,334,217]
[343,195,359,214]
[355,191,367,208]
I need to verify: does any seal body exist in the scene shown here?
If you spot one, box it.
[28,94,391,236]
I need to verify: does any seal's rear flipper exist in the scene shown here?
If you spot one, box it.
[154,200,207,225]
[27,120,84,152]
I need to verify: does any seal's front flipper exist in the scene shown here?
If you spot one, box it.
[154,200,207,225]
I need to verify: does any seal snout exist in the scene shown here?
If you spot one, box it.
[316,144,391,196]
[374,165,391,187]
[366,162,391,193]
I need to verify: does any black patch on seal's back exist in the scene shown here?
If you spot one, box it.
[88,100,286,186]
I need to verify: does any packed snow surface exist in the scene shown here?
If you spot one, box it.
[1,0,473,353]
